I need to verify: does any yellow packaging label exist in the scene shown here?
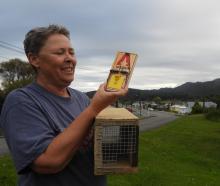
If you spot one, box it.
[107,73,126,90]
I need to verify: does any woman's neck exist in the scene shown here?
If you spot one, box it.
[36,79,70,97]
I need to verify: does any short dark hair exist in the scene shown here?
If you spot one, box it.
[23,24,70,56]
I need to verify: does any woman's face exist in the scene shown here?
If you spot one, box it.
[34,34,77,88]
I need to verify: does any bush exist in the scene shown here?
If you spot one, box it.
[191,101,203,114]
[203,107,216,113]
[205,109,220,122]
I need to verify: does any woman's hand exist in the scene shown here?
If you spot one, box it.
[88,83,128,116]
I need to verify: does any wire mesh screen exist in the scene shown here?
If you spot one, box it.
[101,125,138,165]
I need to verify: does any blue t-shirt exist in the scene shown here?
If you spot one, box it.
[0,82,106,186]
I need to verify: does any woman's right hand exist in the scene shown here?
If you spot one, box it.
[88,83,128,116]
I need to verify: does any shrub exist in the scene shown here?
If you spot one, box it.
[191,101,203,114]
[205,109,220,122]
[203,107,216,113]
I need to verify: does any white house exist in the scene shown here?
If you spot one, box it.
[186,101,217,109]
[204,102,217,108]
[170,105,191,114]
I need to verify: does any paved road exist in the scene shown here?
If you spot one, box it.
[138,110,178,132]
[0,137,9,156]
[0,110,178,156]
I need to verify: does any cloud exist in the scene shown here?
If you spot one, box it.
[0,0,220,91]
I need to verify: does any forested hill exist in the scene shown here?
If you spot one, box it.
[86,78,220,101]
[173,78,220,96]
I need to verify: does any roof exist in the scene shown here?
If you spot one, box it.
[96,107,138,120]
[171,105,187,109]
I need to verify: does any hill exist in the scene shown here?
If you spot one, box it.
[86,78,220,101]
[174,78,220,96]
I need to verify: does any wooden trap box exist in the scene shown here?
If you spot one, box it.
[94,107,139,175]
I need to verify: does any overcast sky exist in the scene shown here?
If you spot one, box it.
[0,0,220,91]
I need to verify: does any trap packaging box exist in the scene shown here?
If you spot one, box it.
[106,52,138,92]
[94,107,139,175]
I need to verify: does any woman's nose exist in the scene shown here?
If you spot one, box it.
[65,53,76,64]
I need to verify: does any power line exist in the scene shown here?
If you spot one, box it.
[0,55,10,60]
[0,54,108,73]
[0,41,109,73]
[0,43,24,54]
[0,41,23,51]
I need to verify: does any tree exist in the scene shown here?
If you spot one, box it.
[3,77,34,95]
[0,58,34,87]
[0,89,5,112]
[153,96,162,104]
[210,95,220,109]
[191,101,203,114]
[0,58,34,97]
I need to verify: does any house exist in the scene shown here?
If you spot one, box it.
[204,102,217,108]
[170,105,191,114]
[186,101,217,109]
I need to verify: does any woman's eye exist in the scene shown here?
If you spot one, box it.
[69,51,75,56]
[55,51,64,55]
[53,50,75,56]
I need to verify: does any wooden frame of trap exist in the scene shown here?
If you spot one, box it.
[94,107,139,175]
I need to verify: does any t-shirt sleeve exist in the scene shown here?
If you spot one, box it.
[83,93,91,106]
[3,102,55,174]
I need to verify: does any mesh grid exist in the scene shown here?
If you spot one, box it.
[101,125,137,164]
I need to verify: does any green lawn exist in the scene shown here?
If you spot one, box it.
[0,155,17,186]
[1,114,220,185]
[108,114,220,186]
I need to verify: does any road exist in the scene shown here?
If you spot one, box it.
[0,110,178,156]
[0,137,9,156]
[138,110,178,131]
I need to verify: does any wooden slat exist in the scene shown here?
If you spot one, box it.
[96,107,138,120]
[94,107,139,175]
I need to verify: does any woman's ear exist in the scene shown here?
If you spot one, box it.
[27,53,40,69]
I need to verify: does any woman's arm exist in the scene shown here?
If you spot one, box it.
[31,84,128,174]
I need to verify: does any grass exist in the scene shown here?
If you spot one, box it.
[108,114,220,186]
[1,114,220,185]
[0,155,17,186]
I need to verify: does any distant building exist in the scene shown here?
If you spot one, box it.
[186,101,217,109]
[204,102,217,108]
[132,101,141,108]
[170,105,191,114]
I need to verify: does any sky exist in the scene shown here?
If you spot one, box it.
[0,0,220,91]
